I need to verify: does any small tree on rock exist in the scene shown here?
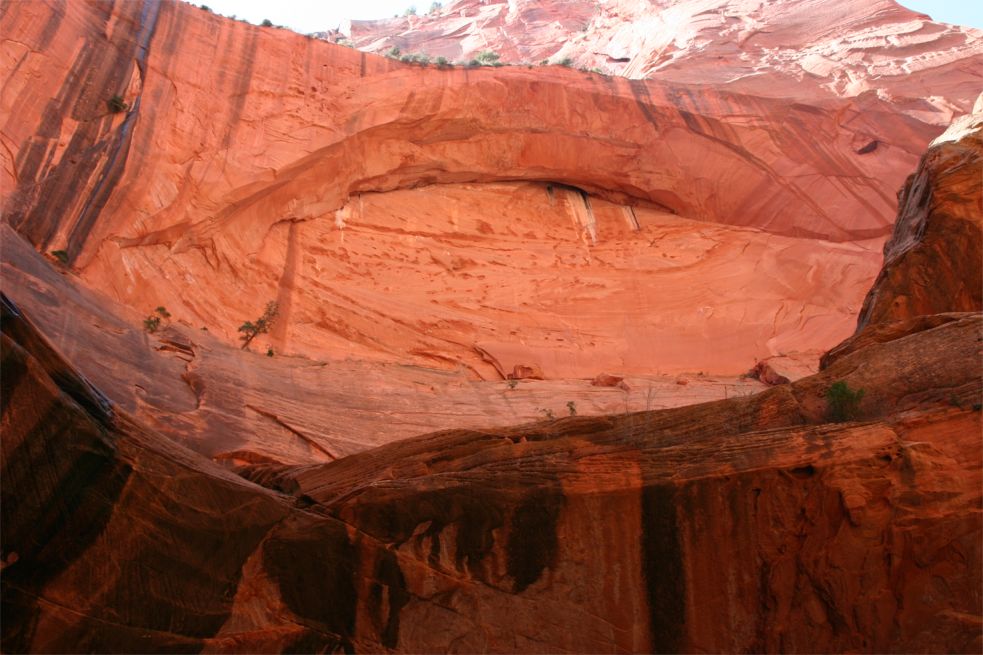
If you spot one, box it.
[475,50,500,65]
[107,95,129,113]
[143,306,171,333]
[239,301,278,350]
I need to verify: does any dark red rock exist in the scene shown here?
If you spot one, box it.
[853,112,983,333]
[748,360,792,386]
[508,363,545,380]
[591,373,629,390]
[3,291,980,653]
[0,1,981,653]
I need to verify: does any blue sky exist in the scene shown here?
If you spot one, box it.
[189,0,983,33]
[901,1,983,28]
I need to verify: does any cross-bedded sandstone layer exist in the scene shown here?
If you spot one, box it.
[1,1,981,651]
[346,0,983,120]
[3,55,982,655]
[3,0,976,377]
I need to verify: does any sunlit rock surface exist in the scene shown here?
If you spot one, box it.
[1,0,981,652]
[2,0,972,378]
[346,0,983,123]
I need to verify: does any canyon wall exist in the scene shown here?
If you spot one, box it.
[857,106,983,328]
[1,0,981,652]
[3,0,977,377]
[347,0,983,121]
[2,113,980,651]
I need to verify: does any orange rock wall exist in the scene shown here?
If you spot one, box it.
[3,292,979,653]
[0,0,957,376]
[348,0,983,122]
[856,113,983,329]
[1,3,980,645]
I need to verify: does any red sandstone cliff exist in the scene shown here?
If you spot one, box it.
[2,115,980,651]
[1,0,981,651]
[856,104,983,328]
[2,0,978,381]
[345,0,983,121]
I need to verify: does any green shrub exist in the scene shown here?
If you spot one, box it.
[475,50,500,65]
[435,56,448,66]
[143,306,171,333]
[261,18,273,27]
[558,57,573,67]
[506,379,518,389]
[429,1,442,13]
[404,6,417,16]
[385,46,401,59]
[266,347,274,357]
[567,401,577,416]
[200,5,211,11]
[107,95,128,113]
[539,408,555,420]
[540,59,549,65]
[405,53,430,65]
[826,381,865,422]
[50,250,69,264]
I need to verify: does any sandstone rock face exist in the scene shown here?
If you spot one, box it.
[347,0,983,122]
[591,373,628,390]
[3,111,982,652]
[1,224,769,464]
[280,312,983,654]
[749,359,791,385]
[1,0,973,380]
[1,0,981,652]
[856,106,983,329]
[3,292,980,653]
[824,101,983,367]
